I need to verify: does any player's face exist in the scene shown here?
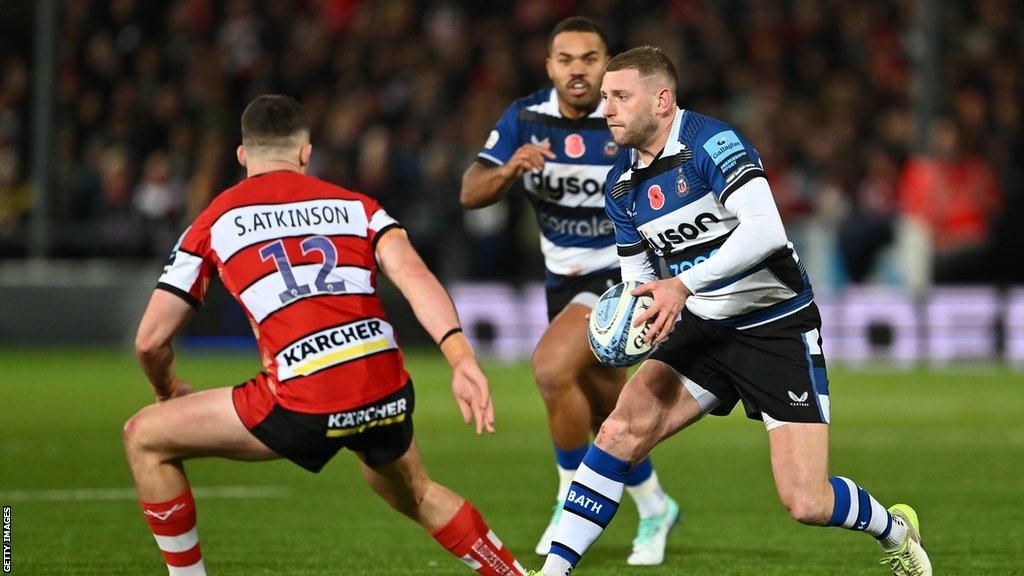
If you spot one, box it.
[601,69,658,149]
[546,31,609,114]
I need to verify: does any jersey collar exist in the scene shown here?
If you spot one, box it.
[546,87,607,119]
[631,107,686,169]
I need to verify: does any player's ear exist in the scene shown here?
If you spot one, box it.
[657,87,674,115]
[236,145,247,167]
[545,55,555,81]
[299,143,312,168]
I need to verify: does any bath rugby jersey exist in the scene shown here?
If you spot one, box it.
[157,171,410,412]
[477,88,626,276]
[605,109,814,329]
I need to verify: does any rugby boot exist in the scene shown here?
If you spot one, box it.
[626,495,680,565]
[879,504,932,576]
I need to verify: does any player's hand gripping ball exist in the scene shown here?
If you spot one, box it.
[588,281,655,367]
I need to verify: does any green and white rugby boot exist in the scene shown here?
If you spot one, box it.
[880,503,932,576]
[626,495,681,566]
[534,503,562,555]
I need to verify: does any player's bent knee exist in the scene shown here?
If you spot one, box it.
[122,407,168,459]
[780,491,831,526]
[594,412,648,461]
[532,352,576,399]
[122,410,149,453]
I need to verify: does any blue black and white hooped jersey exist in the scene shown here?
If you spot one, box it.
[605,109,814,329]
[477,88,626,276]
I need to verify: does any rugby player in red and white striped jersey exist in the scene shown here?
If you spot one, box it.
[123,95,526,576]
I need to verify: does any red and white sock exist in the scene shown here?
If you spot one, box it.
[139,487,206,576]
[431,500,526,576]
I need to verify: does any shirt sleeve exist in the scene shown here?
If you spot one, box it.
[677,176,788,293]
[604,166,643,251]
[693,121,766,205]
[364,198,403,251]
[476,103,520,167]
[619,251,658,284]
[156,224,215,309]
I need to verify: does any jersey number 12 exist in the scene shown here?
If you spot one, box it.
[259,235,347,304]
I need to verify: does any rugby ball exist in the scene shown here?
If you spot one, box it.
[588,281,655,368]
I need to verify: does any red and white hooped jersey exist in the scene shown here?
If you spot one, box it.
[157,171,410,413]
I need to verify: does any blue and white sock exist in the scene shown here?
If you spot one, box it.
[624,459,668,519]
[828,476,908,550]
[543,445,629,575]
[553,444,589,501]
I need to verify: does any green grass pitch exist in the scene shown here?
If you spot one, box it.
[1,347,1022,575]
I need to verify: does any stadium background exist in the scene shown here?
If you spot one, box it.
[1,1,1022,574]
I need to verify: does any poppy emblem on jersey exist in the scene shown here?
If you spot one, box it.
[565,134,586,158]
[648,184,665,210]
[604,140,618,157]
[676,172,689,196]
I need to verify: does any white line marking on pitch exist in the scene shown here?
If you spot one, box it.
[0,486,290,502]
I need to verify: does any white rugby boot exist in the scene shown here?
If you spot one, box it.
[534,503,562,556]
[626,495,680,566]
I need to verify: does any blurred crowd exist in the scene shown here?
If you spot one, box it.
[1,0,1021,285]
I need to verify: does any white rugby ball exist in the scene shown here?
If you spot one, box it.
[588,281,654,368]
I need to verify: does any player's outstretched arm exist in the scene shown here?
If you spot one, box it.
[135,290,196,402]
[375,228,495,434]
[459,141,555,209]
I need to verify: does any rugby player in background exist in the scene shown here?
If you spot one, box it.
[533,46,932,576]
[461,16,679,566]
[123,95,526,576]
